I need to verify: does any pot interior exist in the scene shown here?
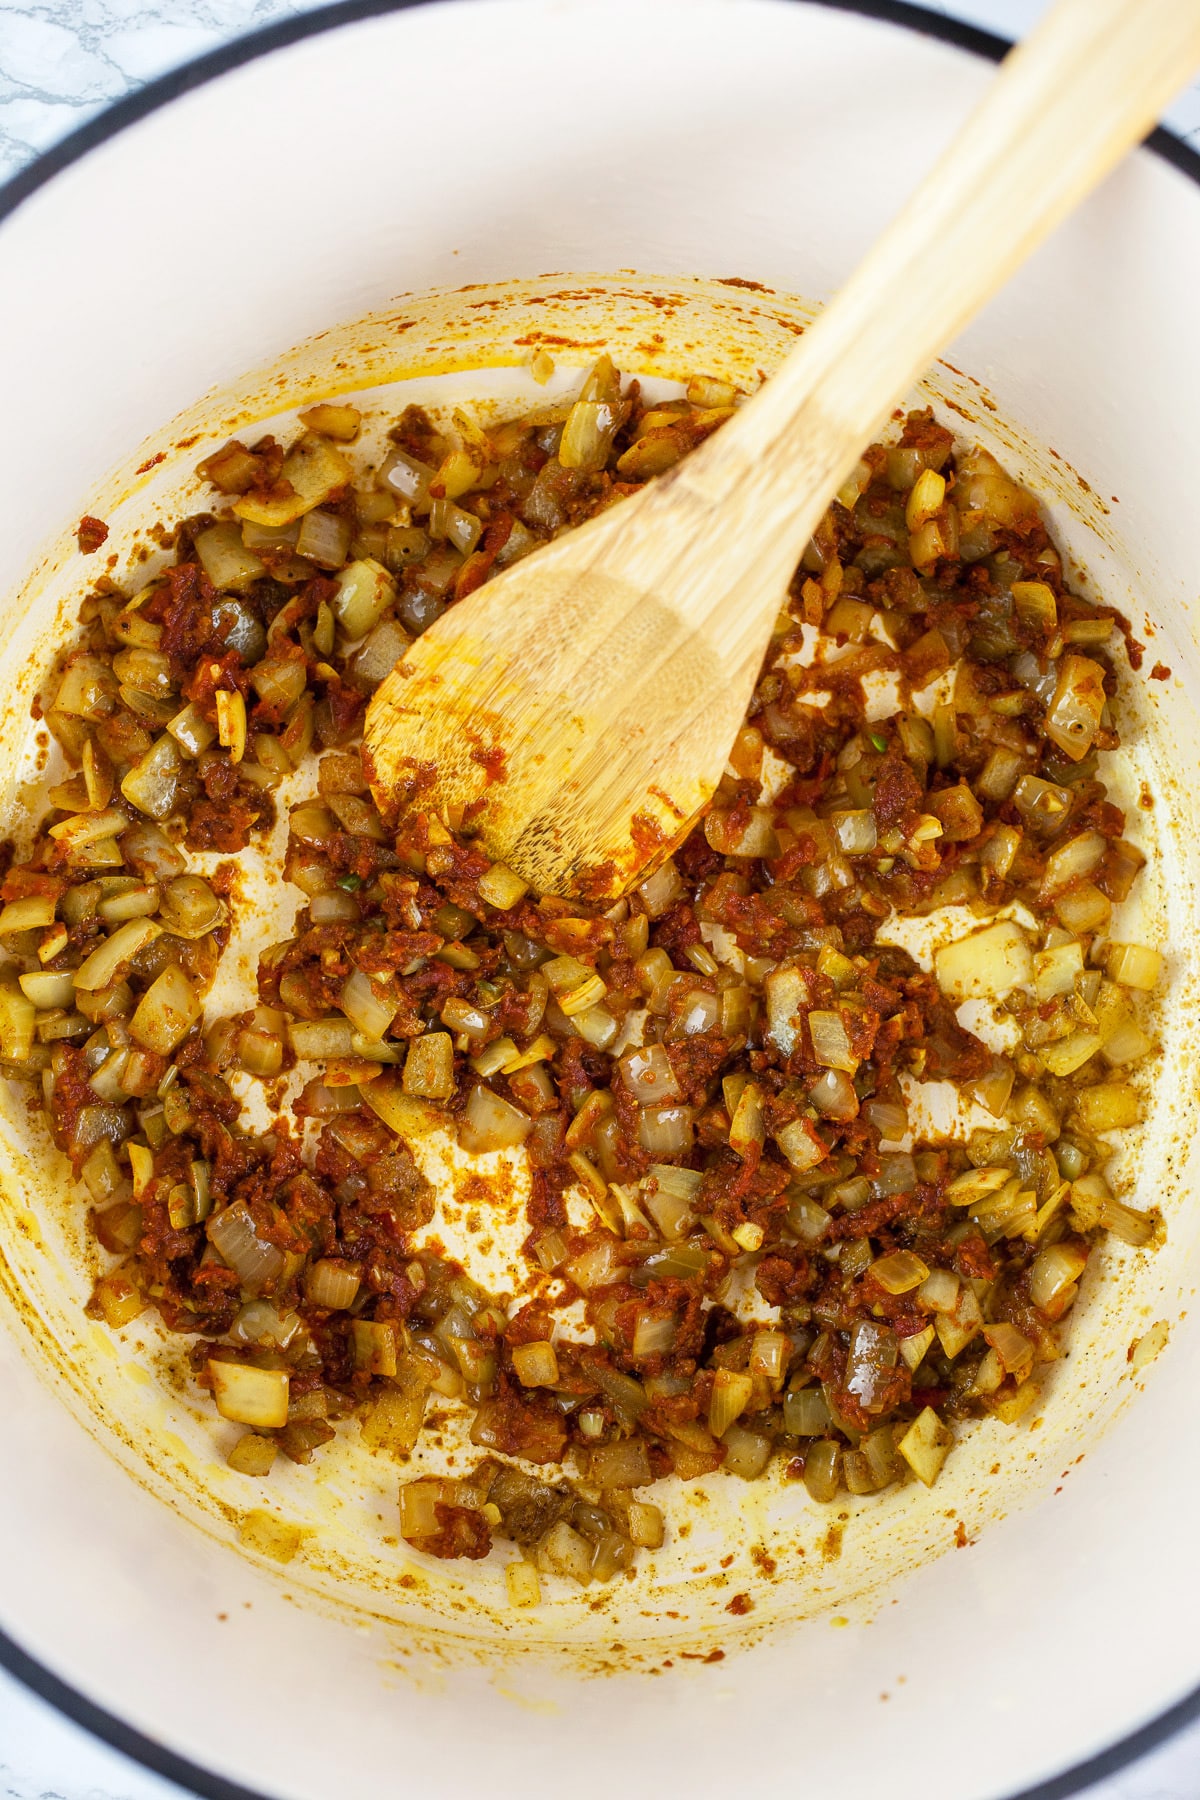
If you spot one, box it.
[1,5,1199,1797]
[1,261,1198,1685]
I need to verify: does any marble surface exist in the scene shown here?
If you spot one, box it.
[2,0,1200,1796]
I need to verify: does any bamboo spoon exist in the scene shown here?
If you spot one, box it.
[365,0,1200,901]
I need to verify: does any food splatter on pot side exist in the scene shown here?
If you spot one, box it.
[0,345,1168,1616]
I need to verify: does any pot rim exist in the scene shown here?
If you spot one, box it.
[1,4,1198,1798]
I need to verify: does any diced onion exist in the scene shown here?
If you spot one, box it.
[47,807,129,852]
[0,983,36,1061]
[1045,654,1107,761]
[506,1561,542,1607]
[559,398,622,473]
[234,435,351,528]
[1054,883,1112,935]
[749,1329,790,1386]
[636,1103,694,1156]
[121,734,183,820]
[928,783,983,842]
[982,1322,1034,1375]
[0,895,57,934]
[296,508,353,568]
[765,964,806,1057]
[72,1103,130,1157]
[477,862,529,910]
[871,1151,916,1197]
[309,891,361,924]
[511,1340,560,1387]
[934,919,1032,1001]
[74,918,161,992]
[305,1258,362,1310]
[565,1239,620,1293]
[19,970,76,1009]
[977,748,1025,802]
[459,1083,531,1153]
[120,820,186,882]
[159,875,224,941]
[705,806,779,858]
[230,1301,300,1349]
[1040,1029,1101,1076]
[227,1433,278,1477]
[208,1359,289,1429]
[808,1068,858,1120]
[97,883,160,925]
[129,965,201,1055]
[897,1407,953,1487]
[708,1370,754,1437]
[831,810,877,855]
[364,1379,430,1456]
[194,522,265,592]
[402,1031,456,1100]
[870,1250,929,1295]
[398,1478,443,1539]
[808,1009,857,1073]
[111,648,172,694]
[774,1118,827,1171]
[1101,1015,1156,1069]
[428,498,482,555]
[290,1017,355,1060]
[899,1324,936,1371]
[631,1309,678,1358]
[905,466,945,530]
[844,1320,899,1412]
[786,1194,831,1243]
[333,560,396,640]
[543,955,607,1016]
[1106,942,1163,991]
[917,1266,962,1313]
[1033,940,1083,1001]
[637,860,684,919]
[721,1423,773,1480]
[1040,830,1106,898]
[572,1004,618,1050]
[1073,1083,1141,1133]
[801,1438,841,1502]
[676,989,720,1036]
[640,1166,700,1240]
[207,1200,285,1293]
[589,1438,652,1489]
[619,1042,680,1104]
[53,654,117,720]
[1005,580,1058,632]
[537,1519,593,1587]
[348,617,412,691]
[351,1318,399,1378]
[863,1098,907,1140]
[379,446,435,508]
[298,402,361,442]
[341,967,396,1041]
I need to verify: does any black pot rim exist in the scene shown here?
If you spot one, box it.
[1,4,1198,1797]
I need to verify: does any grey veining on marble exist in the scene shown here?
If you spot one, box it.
[0,0,313,179]
[1,0,1200,1796]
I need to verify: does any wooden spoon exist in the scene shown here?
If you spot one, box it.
[365,0,1200,901]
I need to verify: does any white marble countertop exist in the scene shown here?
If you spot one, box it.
[2,1,1200,1796]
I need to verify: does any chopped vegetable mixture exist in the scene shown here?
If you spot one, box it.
[1,360,1164,1603]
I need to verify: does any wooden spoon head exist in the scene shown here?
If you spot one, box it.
[363,501,758,901]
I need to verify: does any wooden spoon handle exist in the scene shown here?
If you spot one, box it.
[666,0,1200,666]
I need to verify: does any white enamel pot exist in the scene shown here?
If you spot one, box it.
[2,3,1200,1797]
